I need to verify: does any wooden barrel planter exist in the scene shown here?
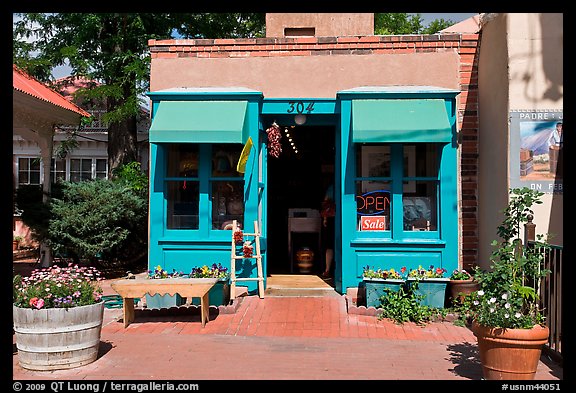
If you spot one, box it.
[13,302,105,371]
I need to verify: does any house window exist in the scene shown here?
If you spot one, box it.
[164,144,244,231]
[18,157,41,185]
[50,157,108,183]
[70,158,93,182]
[355,143,440,233]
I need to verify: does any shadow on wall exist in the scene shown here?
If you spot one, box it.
[540,13,563,102]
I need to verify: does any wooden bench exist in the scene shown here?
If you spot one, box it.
[110,278,219,328]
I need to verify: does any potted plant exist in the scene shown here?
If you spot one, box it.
[189,263,230,306]
[406,265,449,308]
[13,264,104,370]
[362,265,406,308]
[448,268,480,306]
[470,187,551,380]
[13,235,23,251]
[145,265,187,309]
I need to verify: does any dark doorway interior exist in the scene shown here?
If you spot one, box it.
[267,125,335,275]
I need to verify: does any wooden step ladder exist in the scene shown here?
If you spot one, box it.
[230,220,264,300]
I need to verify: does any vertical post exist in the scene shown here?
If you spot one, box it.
[524,213,536,244]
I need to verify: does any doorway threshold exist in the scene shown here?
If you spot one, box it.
[265,274,340,297]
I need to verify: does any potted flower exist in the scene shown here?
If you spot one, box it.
[470,187,552,380]
[145,265,187,309]
[448,268,480,305]
[362,265,407,308]
[13,235,23,251]
[406,265,449,308]
[189,263,230,306]
[13,264,104,370]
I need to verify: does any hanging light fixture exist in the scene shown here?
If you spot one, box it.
[294,114,307,125]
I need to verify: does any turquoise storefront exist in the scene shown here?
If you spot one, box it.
[147,85,460,296]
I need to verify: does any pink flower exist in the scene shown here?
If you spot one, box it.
[29,297,45,309]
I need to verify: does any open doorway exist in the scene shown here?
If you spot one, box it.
[266,124,335,277]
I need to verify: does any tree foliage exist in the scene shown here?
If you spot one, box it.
[48,163,149,266]
[374,13,454,35]
[13,13,265,176]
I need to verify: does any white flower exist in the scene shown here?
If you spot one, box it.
[489,307,495,313]
[515,312,522,318]
[504,313,510,318]
[504,303,510,309]
[477,290,484,296]
[501,293,508,300]
[473,300,479,306]
[489,297,496,304]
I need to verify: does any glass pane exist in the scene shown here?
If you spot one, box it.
[70,173,81,182]
[29,171,40,184]
[19,172,29,184]
[212,144,243,177]
[356,181,391,231]
[81,159,92,172]
[96,159,107,172]
[167,180,199,229]
[356,144,390,178]
[403,181,438,231]
[70,159,80,171]
[407,143,440,177]
[167,144,198,178]
[212,181,244,230]
[18,158,29,171]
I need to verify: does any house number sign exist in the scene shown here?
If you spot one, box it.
[286,101,315,114]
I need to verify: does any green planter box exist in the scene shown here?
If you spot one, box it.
[364,279,406,308]
[191,279,230,307]
[145,294,186,309]
[407,278,449,309]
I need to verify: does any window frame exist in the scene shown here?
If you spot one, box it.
[163,143,245,238]
[353,142,442,241]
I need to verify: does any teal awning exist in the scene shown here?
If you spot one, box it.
[149,100,249,143]
[352,99,453,143]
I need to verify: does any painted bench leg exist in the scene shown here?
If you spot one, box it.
[200,293,210,327]
[123,297,135,328]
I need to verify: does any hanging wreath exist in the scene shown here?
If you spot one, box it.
[265,122,282,158]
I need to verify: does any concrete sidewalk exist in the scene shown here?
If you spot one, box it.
[12,277,563,381]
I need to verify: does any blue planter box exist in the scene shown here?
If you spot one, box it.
[145,293,186,309]
[191,279,230,307]
[364,279,406,308]
[407,278,449,309]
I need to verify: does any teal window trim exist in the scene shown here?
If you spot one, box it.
[162,143,245,241]
[352,143,443,242]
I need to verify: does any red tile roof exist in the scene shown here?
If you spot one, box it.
[13,64,91,118]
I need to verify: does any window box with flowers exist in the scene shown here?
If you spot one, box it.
[189,263,230,307]
[145,265,187,309]
[362,265,406,308]
[13,264,104,371]
[405,265,449,309]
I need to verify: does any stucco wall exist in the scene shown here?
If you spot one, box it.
[265,13,374,37]
[507,13,563,247]
[478,13,563,268]
[477,13,511,267]
[150,52,459,98]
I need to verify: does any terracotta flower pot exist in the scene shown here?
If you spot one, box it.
[449,279,479,304]
[472,321,550,380]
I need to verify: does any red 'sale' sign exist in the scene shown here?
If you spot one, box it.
[360,216,387,231]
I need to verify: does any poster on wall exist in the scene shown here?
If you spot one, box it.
[509,110,563,193]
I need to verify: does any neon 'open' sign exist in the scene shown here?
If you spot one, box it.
[356,190,390,216]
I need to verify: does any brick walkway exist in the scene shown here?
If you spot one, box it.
[12,278,563,381]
